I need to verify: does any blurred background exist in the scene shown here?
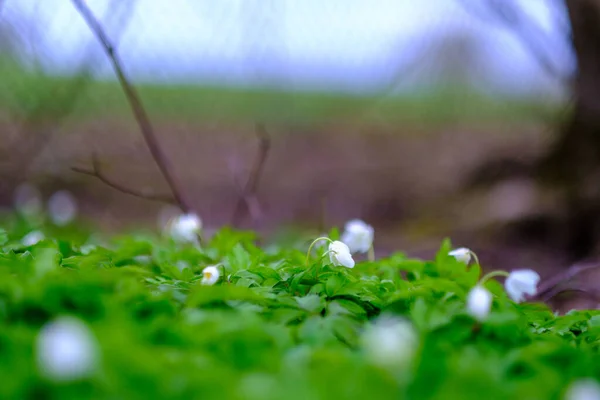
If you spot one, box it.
[1,0,597,304]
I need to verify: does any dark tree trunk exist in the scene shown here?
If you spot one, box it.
[539,0,600,261]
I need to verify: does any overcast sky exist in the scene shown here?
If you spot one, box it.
[2,0,574,95]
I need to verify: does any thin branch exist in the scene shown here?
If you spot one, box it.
[229,164,262,222]
[231,122,271,225]
[72,0,194,213]
[72,154,174,204]
[0,0,134,186]
[532,262,600,301]
[542,288,600,304]
[455,0,570,82]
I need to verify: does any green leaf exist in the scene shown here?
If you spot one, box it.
[464,263,481,286]
[295,294,326,314]
[329,316,360,347]
[297,315,337,346]
[325,274,347,297]
[327,299,367,319]
[187,285,265,307]
[227,244,253,272]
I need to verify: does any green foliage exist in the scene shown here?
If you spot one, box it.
[0,221,598,400]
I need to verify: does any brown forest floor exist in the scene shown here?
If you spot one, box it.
[4,117,595,312]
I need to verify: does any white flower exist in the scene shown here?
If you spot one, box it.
[47,190,78,226]
[22,230,45,246]
[361,314,418,367]
[565,379,600,400]
[167,213,202,243]
[36,317,99,381]
[467,285,492,321]
[341,219,374,254]
[449,247,472,264]
[505,269,540,303]
[201,266,220,285]
[328,240,355,268]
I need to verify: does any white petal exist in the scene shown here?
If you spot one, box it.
[449,247,472,264]
[341,219,374,254]
[467,285,492,321]
[329,249,340,267]
[565,379,600,400]
[337,251,355,268]
[167,213,202,243]
[22,230,45,246]
[345,219,370,231]
[201,266,220,285]
[36,317,99,381]
[361,314,418,367]
[328,241,355,268]
[48,191,78,226]
[505,269,540,303]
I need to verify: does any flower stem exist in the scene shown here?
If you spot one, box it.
[479,270,510,285]
[470,251,480,267]
[306,237,332,266]
[195,232,204,247]
[471,321,482,335]
[368,245,375,262]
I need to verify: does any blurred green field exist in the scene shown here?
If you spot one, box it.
[0,59,562,126]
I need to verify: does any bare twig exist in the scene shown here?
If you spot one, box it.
[72,154,174,204]
[532,262,600,301]
[72,0,194,213]
[231,122,271,225]
[542,288,600,304]
[0,0,134,187]
[455,0,570,82]
[228,158,262,222]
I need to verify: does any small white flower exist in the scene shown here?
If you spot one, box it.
[449,247,472,264]
[341,219,374,254]
[167,213,202,243]
[361,314,418,367]
[505,269,540,303]
[201,266,220,285]
[565,379,600,400]
[328,240,355,268]
[47,190,78,226]
[22,230,45,246]
[467,285,492,321]
[36,317,99,381]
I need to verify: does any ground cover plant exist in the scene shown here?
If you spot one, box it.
[1,206,600,400]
